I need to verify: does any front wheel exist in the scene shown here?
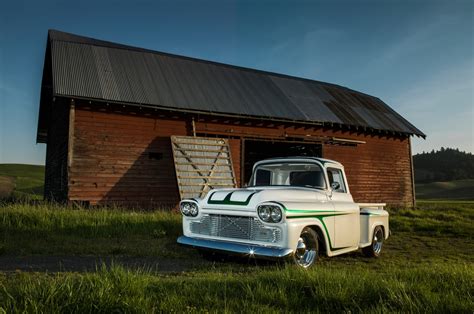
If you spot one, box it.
[362,226,384,257]
[293,227,319,268]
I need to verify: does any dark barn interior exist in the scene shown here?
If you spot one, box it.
[36,30,425,208]
[242,140,322,184]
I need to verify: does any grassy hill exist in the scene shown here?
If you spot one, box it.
[416,179,474,200]
[0,164,45,199]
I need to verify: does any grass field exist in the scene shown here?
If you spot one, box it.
[0,164,45,199]
[0,202,184,257]
[0,200,473,312]
[1,261,471,313]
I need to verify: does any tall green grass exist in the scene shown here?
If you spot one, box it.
[1,202,182,256]
[0,201,473,312]
[1,201,473,258]
[389,201,474,237]
[1,263,472,313]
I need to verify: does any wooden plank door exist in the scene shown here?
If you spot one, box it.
[171,136,237,200]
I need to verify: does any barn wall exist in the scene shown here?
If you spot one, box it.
[44,100,69,201]
[195,120,414,207]
[323,136,413,207]
[69,106,189,207]
[65,105,413,208]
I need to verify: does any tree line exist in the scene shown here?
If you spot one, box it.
[413,148,474,183]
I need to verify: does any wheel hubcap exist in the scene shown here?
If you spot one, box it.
[294,235,317,267]
[373,229,384,254]
[295,238,307,258]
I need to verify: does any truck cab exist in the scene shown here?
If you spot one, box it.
[178,157,389,268]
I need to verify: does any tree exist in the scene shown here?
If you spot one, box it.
[413,148,474,183]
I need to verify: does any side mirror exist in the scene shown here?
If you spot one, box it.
[331,182,340,191]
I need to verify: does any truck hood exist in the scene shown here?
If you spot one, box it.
[200,186,329,211]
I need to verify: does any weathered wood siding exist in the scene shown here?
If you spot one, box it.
[44,100,69,201]
[323,136,413,206]
[65,105,413,208]
[69,106,188,207]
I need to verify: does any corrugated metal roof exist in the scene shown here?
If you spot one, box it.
[38,29,425,140]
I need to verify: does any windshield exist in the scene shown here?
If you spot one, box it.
[249,162,326,190]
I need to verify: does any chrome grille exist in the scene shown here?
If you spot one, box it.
[190,214,282,243]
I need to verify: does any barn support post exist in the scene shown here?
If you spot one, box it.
[409,137,416,208]
[67,101,75,172]
[191,117,196,137]
[240,137,245,187]
[65,100,75,204]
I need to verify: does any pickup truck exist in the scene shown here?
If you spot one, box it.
[177,157,389,268]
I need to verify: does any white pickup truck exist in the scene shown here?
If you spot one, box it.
[177,157,389,268]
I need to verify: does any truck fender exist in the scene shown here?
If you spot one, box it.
[369,223,387,242]
[287,219,331,256]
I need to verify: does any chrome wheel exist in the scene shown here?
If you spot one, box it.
[293,228,318,268]
[373,227,384,254]
[362,226,384,257]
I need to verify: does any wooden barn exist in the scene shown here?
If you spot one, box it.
[37,30,425,208]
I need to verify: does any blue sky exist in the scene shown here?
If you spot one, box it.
[0,0,472,165]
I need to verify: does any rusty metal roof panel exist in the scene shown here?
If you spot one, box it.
[43,29,425,137]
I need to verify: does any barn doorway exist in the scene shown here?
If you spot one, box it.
[242,140,322,185]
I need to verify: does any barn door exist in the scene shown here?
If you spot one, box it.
[171,136,237,200]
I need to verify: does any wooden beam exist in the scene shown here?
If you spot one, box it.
[409,137,416,208]
[67,103,75,169]
[241,138,245,187]
[178,175,234,180]
[191,117,196,137]
[174,147,230,153]
[175,162,231,166]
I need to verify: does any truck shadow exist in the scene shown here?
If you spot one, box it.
[198,251,281,268]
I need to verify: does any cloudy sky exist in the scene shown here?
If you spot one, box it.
[0,0,472,165]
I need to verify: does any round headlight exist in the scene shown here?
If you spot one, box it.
[270,207,282,223]
[180,202,190,215]
[189,203,199,217]
[258,205,271,222]
[180,202,199,217]
[258,204,283,223]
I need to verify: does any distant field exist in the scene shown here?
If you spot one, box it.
[416,179,474,200]
[0,164,45,199]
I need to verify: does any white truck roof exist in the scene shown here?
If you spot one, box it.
[255,156,344,167]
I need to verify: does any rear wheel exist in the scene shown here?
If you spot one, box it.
[362,226,384,257]
[293,227,319,268]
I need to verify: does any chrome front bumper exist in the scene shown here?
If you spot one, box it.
[177,236,293,259]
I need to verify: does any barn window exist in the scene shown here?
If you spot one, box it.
[148,152,163,160]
